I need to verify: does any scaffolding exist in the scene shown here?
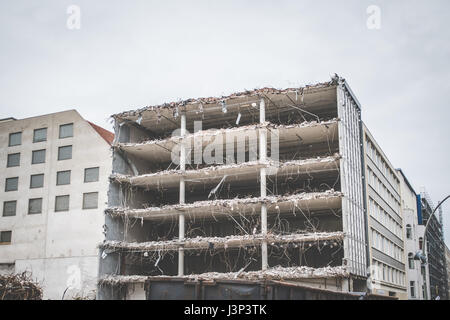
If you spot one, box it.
[420,188,448,299]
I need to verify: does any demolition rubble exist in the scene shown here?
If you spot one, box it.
[98,76,367,299]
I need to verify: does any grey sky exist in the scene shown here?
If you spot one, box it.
[1,0,449,245]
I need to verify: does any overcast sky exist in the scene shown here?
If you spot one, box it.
[1,0,449,245]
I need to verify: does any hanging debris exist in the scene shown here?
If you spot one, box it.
[0,272,42,300]
[100,76,369,300]
[99,231,345,252]
[98,265,349,285]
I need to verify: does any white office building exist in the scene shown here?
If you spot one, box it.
[363,124,407,299]
[0,110,113,299]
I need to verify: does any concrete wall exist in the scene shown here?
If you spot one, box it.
[0,110,112,299]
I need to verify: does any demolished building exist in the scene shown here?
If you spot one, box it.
[98,76,369,299]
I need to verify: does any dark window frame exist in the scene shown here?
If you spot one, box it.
[56,170,71,186]
[82,192,99,210]
[410,281,416,298]
[408,253,415,269]
[8,132,22,147]
[58,145,72,161]
[28,198,43,215]
[59,123,74,139]
[33,127,48,143]
[30,174,44,189]
[32,149,46,164]
[55,195,70,212]
[0,231,12,244]
[5,177,19,192]
[2,201,17,217]
[84,167,100,183]
[406,224,412,239]
[7,153,20,167]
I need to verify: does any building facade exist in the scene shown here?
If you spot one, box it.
[363,125,407,299]
[98,76,369,299]
[396,169,428,300]
[0,110,113,299]
[419,190,448,300]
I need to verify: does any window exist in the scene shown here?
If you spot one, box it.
[406,224,412,239]
[408,253,415,269]
[56,170,71,185]
[30,174,44,188]
[58,145,72,160]
[59,123,73,138]
[28,198,42,214]
[8,132,21,146]
[387,267,391,283]
[419,237,423,250]
[378,262,382,280]
[83,192,98,209]
[7,153,20,167]
[371,260,377,279]
[387,241,391,257]
[84,167,99,183]
[33,128,47,143]
[410,281,416,298]
[3,201,16,217]
[378,234,382,251]
[32,149,46,164]
[0,231,12,244]
[5,177,18,192]
[55,195,70,212]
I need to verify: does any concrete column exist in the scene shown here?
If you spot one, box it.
[178,113,186,276]
[259,98,268,270]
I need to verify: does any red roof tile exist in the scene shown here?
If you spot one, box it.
[88,121,114,145]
